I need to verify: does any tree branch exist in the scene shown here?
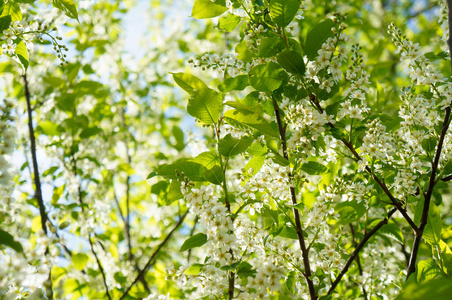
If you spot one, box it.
[349,224,368,299]
[406,0,452,280]
[310,94,418,232]
[23,74,54,299]
[272,96,317,300]
[119,210,189,300]
[328,208,397,295]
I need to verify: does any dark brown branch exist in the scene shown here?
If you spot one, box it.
[328,208,397,295]
[272,96,317,300]
[23,74,54,299]
[119,210,189,300]
[406,0,452,280]
[440,174,452,182]
[310,95,418,232]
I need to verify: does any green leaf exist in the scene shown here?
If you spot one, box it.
[277,49,305,75]
[184,263,204,275]
[246,142,268,156]
[1,2,21,21]
[171,126,185,151]
[171,72,208,95]
[285,271,296,294]
[304,19,335,60]
[0,229,23,253]
[236,261,256,285]
[203,165,225,185]
[224,106,279,138]
[300,161,329,175]
[378,220,404,244]
[156,161,207,181]
[166,180,183,205]
[15,40,28,70]
[425,202,442,246]
[59,221,70,230]
[218,75,249,92]
[191,151,220,168]
[417,259,440,283]
[52,184,65,205]
[258,36,284,57]
[180,233,208,251]
[51,0,79,21]
[38,121,59,136]
[248,62,285,92]
[72,253,88,271]
[219,134,254,157]
[277,225,298,239]
[191,0,228,19]
[269,0,299,27]
[335,200,366,224]
[439,240,452,274]
[217,13,241,31]
[0,15,11,32]
[188,87,223,124]
[146,172,157,179]
[80,127,102,139]
[245,155,266,175]
[395,278,452,300]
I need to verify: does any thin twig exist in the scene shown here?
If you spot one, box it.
[272,96,317,300]
[406,0,452,279]
[119,210,189,300]
[328,208,397,295]
[23,74,54,299]
[350,224,368,299]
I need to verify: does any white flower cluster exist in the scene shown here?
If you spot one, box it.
[438,0,449,49]
[360,119,394,163]
[189,53,251,77]
[389,23,444,85]
[286,101,332,157]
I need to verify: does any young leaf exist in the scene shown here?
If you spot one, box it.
[156,161,207,181]
[217,13,241,32]
[203,165,225,185]
[191,0,228,19]
[224,107,279,138]
[0,229,23,253]
[219,134,254,157]
[1,2,21,21]
[0,15,11,32]
[395,278,452,300]
[417,259,440,283]
[166,180,183,205]
[269,0,299,28]
[171,72,208,94]
[218,75,249,92]
[277,49,305,75]
[191,151,220,168]
[184,263,205,275]
[51,0,79,21]
[304,19,335,60]
[15,40,28,70]
[188,87,223,124]
[72,253,89,271]
[248,62,286,92]
[180,233,208,251]
[300,161,329,175]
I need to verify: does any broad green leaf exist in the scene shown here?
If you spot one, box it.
[277,49,305,75]
[424,202,442,245]
[15,40,28,70]
[203,165,225,185]
[191,151,220,168]
[146,172,157,179]
[166,180,183,205]
[417,259,440,283]
[180,233,208,251]
[248,61,285,91]
[171,72,208,94]
[1,2,21,21]
[171,126,185,151]
[276,225,298,239]
[191,0,228,19]
[304,19,335,60]
[218,75,249,92]
[224,107,279,138]
[38,121,59,136]
[72,253,88,271]
[187,87,223,124]
[0,229,23,253]
[258,36,284,57]
[245,155,266,175]
[184,263,204,275]
[52,184,65,205]
[335,200,366,224]
[269,0,299,27]
[300,161,329,175]
[236,261,256,285]
[0,15,11,32]
[285,271,296,294]
[156,161,207,181]
[235,40,253,62]
[246,142,268,156]
[219,134,254,157]
[59,221,70,230]
[80,127,102,139]
[217,13,241,31]
[51,0,79,21]
[439,240,452,274]
[395,278,452,300]
[377,219,404,244]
